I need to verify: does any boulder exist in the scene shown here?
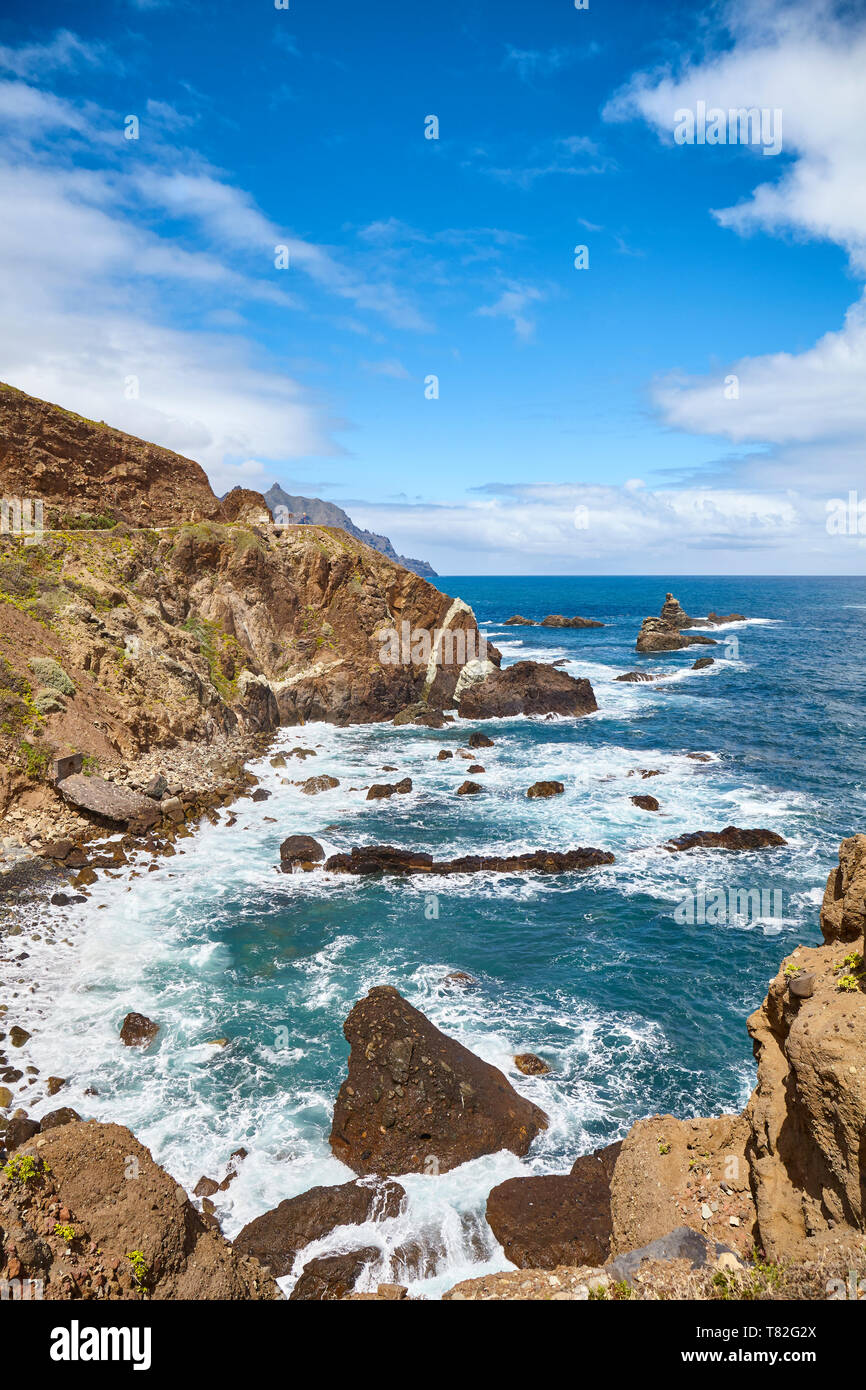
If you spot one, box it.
[615,671,658,683]
[4,1115,41,1150]
[39,1108,82,1131]
[366,778,412,801]
[664,826,787,853]
[458,661,597,720]
[607,1226,740,1287]
[692,657,715,670]
[234,1179,405,1276]
[486,1142,621,1269]
[290,1246,380,1301]
[706,610,745,625]
[280,834,325,867]
[456,780,484,796]
[513,1053,550,1075]
[119,1012,159,1048]
[329,986,548,1176]
[504,615,536,625]
[58,774,161,830]
[527,781,564,799]
[467,732,494,749]
[631,794,659,811]
[300,775,339,795]
[143,773,168,799]
[636,618,717,653]
[437,749,453,761]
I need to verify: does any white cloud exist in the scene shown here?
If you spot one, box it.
[476,282,546,341]
[0,30,108,79]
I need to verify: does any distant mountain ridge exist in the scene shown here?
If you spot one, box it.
[263,484,437,577]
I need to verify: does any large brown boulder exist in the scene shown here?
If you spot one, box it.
[664,826,787,852]
[58,774,161,830]
[234,1178,404,1276]
[485,1142,621,1268]
[279,834,325,867]
[329,986,548,1176]
[458,661,597,719]
[540,614,604,628]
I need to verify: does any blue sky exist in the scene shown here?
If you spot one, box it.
[1,0,865,572]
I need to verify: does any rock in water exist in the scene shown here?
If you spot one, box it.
[458,661,597,720]
[631,794,660,811]
[329,986,548,1176]
[290,1247,380,1301]
[526,781,564,799]
[58,774,161,830]
[234,1179,404,1276]
[467,732,494,748]
[279,834,325,867]
[665,826,787,852]
[323,845,614,876]
[539,614,604,628]
[615,671,658,682]
[300,775,339,795]
[692,657,715,670]
[486,1142,621,1269]
[513,1053,550,1075]
[119,1012,160,1047]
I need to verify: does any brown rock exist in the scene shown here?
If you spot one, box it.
[540,614,604,628]
[4,1115,41,1150]
[290,1246,380,1300]
[457,780,484,796]
[467,732,494,749]
[615,671,658,682]
[300,775,339,795]
[664,826,787,852]
[513,1053,550,1075]
[504,615,536,625]
[692,657,715,670]
[820,833,866,942]
[119,1012,159,1048]
[324,845,614,877]
[329,986,548,1176]
[46,1077,66,1096]
[437,749,453,761]
[458,660,597,720]
[526,781,564,799]
[631,794,660,811]
[235,1178,404,1276]
[39,1107,82,1130]
[486,1142,621,1269]
[58,774,161,829]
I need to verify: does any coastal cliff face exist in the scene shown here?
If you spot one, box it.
[607,836,866,1267]
[0,383,225,528]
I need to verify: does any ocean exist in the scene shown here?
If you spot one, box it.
[9,575,866,1297]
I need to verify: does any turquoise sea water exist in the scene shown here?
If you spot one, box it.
[12,576,866,1295]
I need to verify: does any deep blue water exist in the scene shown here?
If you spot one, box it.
[15,575,866,1294]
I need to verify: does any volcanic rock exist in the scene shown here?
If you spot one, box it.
[290,1246,380,1301]
[540,614,604,628]
[119,1012,159,1048]
[467,732,494,748]
[235,1179,405,1276]
[329,986,548,1176]
[631,794,660,811]
[457,780,484,796]
[280,834,326,868]
[486,1142,621,1269]
[323,845,614,876]
[692,657,715,670]
[664,826,787,852]
[527,781,564,799]
[458,661,597,720]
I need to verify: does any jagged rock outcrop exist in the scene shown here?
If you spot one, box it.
[0,1121,279,1299]
[635,593,744,653]
[321,845,614,876]
[329,986,548,1176]
[234,1178,404,1276]
[664,827,787,852]
[458,661,597,720]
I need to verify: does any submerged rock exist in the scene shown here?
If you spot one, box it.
[280,834,325,867]
[329,986,548,1176]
